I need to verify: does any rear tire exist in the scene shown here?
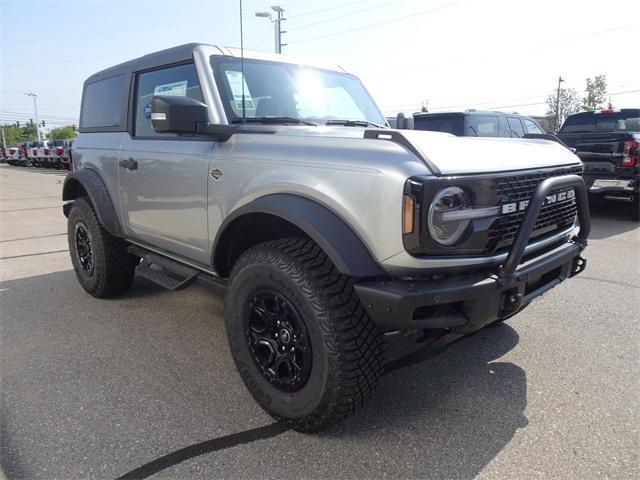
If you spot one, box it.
[68,196,138,298]
[632,194,639,222]
[225,237,385,432]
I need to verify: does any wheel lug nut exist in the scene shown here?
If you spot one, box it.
[290,347,295,352]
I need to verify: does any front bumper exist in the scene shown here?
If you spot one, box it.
[355,174,591,332]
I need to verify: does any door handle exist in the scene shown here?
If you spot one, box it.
[119,157,138,170]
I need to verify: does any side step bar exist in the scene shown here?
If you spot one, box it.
[128,246,200,291]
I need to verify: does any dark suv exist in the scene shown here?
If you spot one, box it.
[411,110,545,138]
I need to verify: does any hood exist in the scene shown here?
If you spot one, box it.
[275,127,582,175]
[395,130,582,175]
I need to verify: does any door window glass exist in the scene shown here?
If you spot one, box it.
[523,118,543,134]
[507,117,525,137]
[81,75,124,129]
[134,63,203,137]
[467,115,499,137]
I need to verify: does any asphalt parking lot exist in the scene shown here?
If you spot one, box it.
[0,164,638,479]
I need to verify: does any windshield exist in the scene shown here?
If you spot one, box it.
[413,115,465,136]
[211,56,386,126]
[560,110,640,133]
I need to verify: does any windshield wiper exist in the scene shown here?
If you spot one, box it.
[325,119,388,129]
[231,116,318,126]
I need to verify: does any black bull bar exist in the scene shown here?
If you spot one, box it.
[354,174,591,332]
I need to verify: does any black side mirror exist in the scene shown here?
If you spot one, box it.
[151,95,209,134]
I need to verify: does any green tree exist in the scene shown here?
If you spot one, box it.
[47,125,76,140]
[545,87,580,132]
[1,123,38,145]
[581,75,607,111]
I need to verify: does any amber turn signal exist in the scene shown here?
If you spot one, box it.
[403,194,415,234]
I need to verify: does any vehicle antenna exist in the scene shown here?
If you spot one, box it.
[239,0,246,124]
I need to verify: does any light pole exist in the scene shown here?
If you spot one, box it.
[555,76,564,132]
[24,92,41,142]
[255,5,286,53]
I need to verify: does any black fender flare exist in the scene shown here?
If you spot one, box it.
[62,169,124,238]
[212,194,385,278]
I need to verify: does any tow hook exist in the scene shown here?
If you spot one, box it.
[502,290,523,315]
[570,256,587,277]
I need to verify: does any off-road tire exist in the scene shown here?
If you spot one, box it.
[632,194,640,222]
[225,237,385,432]
[67,196,138,298]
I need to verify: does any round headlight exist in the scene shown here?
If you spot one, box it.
[427,186,470,246]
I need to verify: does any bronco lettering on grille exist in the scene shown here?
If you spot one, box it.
[501,189,575,215]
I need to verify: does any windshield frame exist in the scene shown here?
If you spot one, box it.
[210,55,387,127]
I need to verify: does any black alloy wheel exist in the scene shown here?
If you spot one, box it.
[75,221,94,275]
[246,290,312,393]
[67,196,138,297]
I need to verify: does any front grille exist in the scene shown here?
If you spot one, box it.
[488,165,583,250]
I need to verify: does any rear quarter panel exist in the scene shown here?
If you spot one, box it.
[71,132,126,222]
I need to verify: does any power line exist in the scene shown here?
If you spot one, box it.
[0,17,217,47]
[0,112,78,122]
[380,93,550,110]
[472,89,640,111]
[288,0,406,31]
[1,109,78,118]
[541,23,640,46]
[286,0,371,19]
[380,88,640,113]
[355,23,640,81]
[254,25,275,51]
[0,119,76,126]
[2,52,146,68]
[374,77,640,110]
[288,0,469,44]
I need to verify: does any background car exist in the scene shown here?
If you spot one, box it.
[556,108,639,220]
[410,110,545,138]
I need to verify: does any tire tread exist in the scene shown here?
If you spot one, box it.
[68,196,137,298]
[228,237,385,432]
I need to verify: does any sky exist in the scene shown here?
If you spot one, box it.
[1,0,639,131]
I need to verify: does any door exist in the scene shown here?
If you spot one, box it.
[118,62,214,264]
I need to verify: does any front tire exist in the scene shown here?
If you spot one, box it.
[67,197,138,298]
[225,238,384,432]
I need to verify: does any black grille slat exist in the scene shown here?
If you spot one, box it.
[489,165,582,249]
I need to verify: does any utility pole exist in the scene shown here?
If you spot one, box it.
[272,6,285,54]
[555,76,564,132]
[255,5,285,54]
[24,92,42,142]
[1,123,6,149]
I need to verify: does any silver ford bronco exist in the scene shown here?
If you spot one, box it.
[64,43,590,431]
